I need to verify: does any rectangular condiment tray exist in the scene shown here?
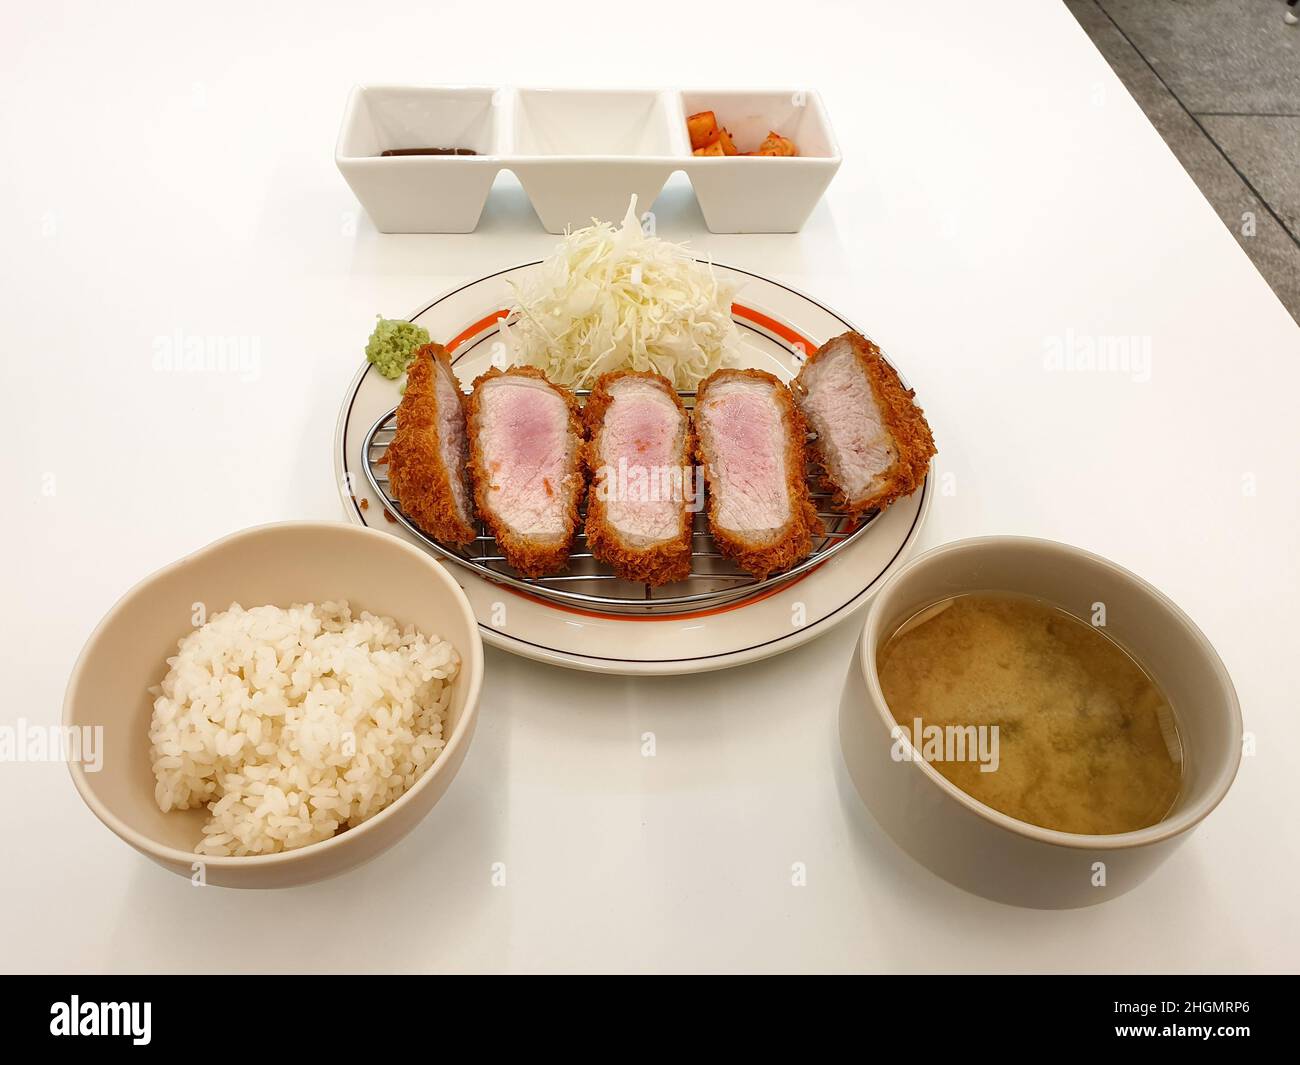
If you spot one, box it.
[336,85,841,234]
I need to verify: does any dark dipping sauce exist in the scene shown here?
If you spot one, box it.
[379,147,477,157]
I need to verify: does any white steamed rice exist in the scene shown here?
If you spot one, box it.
[148,600,458,856]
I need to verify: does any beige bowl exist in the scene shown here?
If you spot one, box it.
[839,536,1242,909]
[64,522,484,889]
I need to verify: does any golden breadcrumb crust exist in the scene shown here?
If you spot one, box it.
[466,365,585,578]
[582,370,694,586]
[387,343,478,546]
[797,331,936,515]
[694,368,821,580]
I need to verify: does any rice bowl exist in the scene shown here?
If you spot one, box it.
[63,521,484,888]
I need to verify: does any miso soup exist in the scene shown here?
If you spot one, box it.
[876,593,1181,835]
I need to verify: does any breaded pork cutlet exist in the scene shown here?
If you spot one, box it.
[693,368,821,579]
[467,366,584,578]
[386,343,477,545]
[794,331,935,515]
[583,370,695,586]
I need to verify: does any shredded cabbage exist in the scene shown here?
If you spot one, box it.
[502,196,744,389]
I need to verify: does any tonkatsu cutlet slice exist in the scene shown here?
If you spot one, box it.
[795,331,935,515]
[467,366,584,578]
[583,370,694,586]
[693,368,820,580]
[386,343,476,545]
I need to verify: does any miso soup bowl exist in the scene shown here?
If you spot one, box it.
[838,536,1242,909]
[64,522,484,889]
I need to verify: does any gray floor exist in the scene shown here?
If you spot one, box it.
[1066,0,1300,321]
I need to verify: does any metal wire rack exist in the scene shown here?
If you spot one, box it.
[361,389,879,615]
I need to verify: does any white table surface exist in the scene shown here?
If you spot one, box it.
[2,0,1297,974]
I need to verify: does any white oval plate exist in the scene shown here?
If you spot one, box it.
[334,263,932,675]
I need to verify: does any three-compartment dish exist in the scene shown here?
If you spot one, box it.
[335,85,842,233]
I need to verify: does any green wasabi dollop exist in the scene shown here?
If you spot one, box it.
[365,316,430,379]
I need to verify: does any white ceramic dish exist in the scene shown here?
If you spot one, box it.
[334,263,932,675]
[839,536,1243,909]
[64,522,485,889]
[335,85,841,233]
